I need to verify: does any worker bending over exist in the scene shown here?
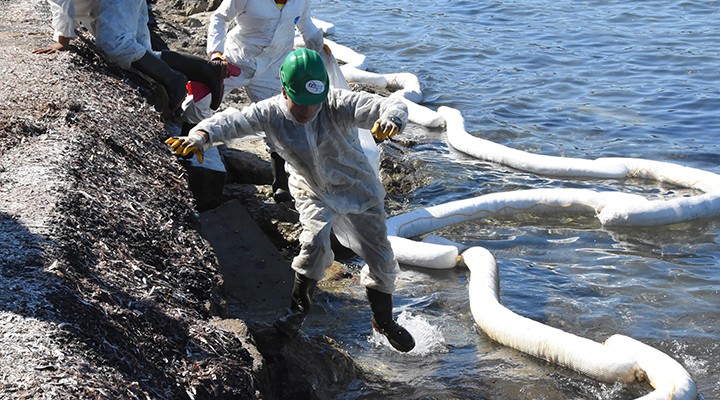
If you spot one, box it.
[167,48,415,352]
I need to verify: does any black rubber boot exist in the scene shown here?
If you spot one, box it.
[274,273,317,337]
[160,50,226,110]
[270,152,293,203]
[366,288,415,352]
[180,122,196,136]
[131,51,187,112]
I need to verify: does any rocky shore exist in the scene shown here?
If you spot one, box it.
[1,1,417,398]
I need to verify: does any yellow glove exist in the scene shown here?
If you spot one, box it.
[322,43,332,56]
[371,115,402,141]
[165,131,208,163]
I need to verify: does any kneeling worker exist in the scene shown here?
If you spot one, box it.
[166,48,415,352]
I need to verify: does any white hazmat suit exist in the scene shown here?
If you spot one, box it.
[193,88,409,293]
[47,0,97,42]
[45,0,161,69]
[94,0,159,69]
[181,0,325,123]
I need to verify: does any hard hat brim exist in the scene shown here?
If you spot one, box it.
[286,83,329,106]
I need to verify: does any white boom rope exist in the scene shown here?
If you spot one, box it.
[307,19,702,399]
[383,106,705,399]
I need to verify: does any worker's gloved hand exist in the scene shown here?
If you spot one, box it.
[33,36,71,54]
[165,131,208,163]
[210,51,241,77]
[371,115,402,141]
[33,42,68,54]
[322,43,332,56]
[210,51,226,62]
[211,52,241,77]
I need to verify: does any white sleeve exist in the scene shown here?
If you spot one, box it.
[295,2,324,53]
[207,0,246,56]
[48,0,76,41]
[192,105,267,146]
[335,90,409,132]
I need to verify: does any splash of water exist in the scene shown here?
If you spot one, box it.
[585,381,627,400]
[670,339,709,376]
[368,310,447,356]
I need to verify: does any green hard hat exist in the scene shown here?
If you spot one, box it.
[280,48,329,106]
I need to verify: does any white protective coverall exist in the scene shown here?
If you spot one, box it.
[94,0,159,69]
[192,89,409,293]
[47,0,97,42]
[181,0,325,124]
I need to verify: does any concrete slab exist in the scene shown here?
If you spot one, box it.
[199,199,293,321]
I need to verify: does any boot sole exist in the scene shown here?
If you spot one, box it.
[210,62,227,110]
[372,322,415,352]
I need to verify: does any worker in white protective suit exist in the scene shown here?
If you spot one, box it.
[179,0,326,203]
[35,0,228,116]
[95,0,230,114]
[33,0,97,54]
[166,48,415,352]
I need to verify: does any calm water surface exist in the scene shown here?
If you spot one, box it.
[297,1,720,398]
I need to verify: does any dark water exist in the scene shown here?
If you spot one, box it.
[303,1,720,398]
